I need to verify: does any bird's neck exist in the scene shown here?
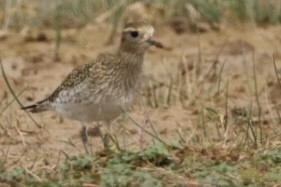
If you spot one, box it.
[118,41,146,56]
[116,50,144,91]
[117,49,145,66]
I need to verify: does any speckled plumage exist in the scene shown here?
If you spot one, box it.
[46,52,143,122]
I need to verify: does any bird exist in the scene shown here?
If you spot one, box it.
[22,21,165,154]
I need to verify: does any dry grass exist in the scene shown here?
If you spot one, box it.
[1,0,281,186]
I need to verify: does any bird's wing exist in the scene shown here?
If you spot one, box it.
[22,58,98,112]
[48,53,116,102]
[48,62,93,102]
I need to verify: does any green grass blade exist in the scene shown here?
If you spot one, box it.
[0,59,42,128]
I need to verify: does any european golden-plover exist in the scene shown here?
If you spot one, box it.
[22,21,165,154]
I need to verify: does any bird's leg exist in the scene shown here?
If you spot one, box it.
[96,121,108,149]
[80,123,93,155]
[105,121,121,150]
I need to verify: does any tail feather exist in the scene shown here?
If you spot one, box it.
[21,99,50,113]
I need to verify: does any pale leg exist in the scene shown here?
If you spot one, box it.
[96,121,108,149]
[105,120,121,150]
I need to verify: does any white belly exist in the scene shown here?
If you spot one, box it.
[53,95,133,123]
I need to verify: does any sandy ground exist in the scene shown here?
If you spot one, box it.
[1,23,281,170]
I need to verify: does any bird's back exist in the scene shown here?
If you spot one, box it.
[23,52,141,122]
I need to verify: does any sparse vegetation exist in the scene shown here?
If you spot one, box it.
[1,0,281,186]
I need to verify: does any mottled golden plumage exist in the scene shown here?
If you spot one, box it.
[22,21,162,153]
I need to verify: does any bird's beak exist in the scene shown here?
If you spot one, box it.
[143,26,171,50]
[147,38,171,50]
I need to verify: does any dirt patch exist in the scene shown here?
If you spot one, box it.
[1,24,281,170]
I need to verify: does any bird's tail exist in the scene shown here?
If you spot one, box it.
[21,99,50,113]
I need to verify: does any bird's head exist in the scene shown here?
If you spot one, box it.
[119,21,163,54]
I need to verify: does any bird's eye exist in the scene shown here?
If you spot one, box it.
[130,31,139,38]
